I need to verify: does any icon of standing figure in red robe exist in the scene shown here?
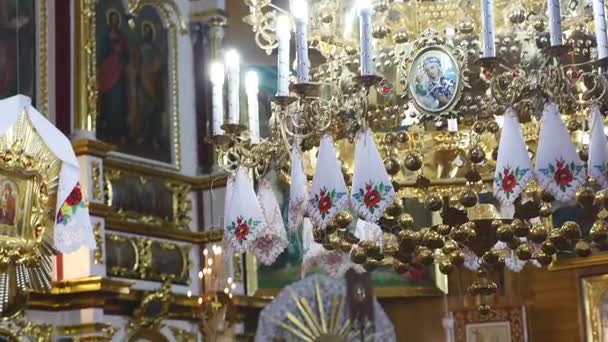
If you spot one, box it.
[0,183,15,225]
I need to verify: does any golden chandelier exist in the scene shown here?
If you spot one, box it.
[209,0,608,309]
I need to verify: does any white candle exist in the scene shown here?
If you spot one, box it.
[358,0,373,75]
[245,71,260,144]
[593,0,608,60]
[210,62,225,136]
[480,0,496,58]
[547,0,563,47]
[225,49,240,125]
[292,0,309,83]
[276,15,291,96]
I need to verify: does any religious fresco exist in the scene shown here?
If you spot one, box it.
[96,1,171,163]
[0,1,35,101]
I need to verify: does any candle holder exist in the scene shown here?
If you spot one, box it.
[278,82,332,140]
[476,57,499,70]
[290,82,321,97]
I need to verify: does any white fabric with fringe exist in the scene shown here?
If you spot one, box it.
[288,143,308,231]
[306,134,349,230]
[252,178,288,265]
[588,105,608,187]
[493,108,533,206]
[223,167,264,253]
[534,102,585,200]
[351,129,396,222]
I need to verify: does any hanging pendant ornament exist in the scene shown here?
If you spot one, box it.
[493,108,533,207]
[351,128,396,222]
[288,143,308,231]
[252,178,288,266]
[224,167,264,253]
[588,105,608,187]
[535,102,586,200]
[307,134,349,229]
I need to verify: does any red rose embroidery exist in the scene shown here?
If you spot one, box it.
[554,165,573,186]
[235,222,250,240]
[501,169,517,193]
[364,188,381,208]
[65,185,83,206]
[318,194,332,214]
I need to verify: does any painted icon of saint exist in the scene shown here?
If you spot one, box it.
[414,56,455,110]
[0,183,15,225]
[98,8,130,143]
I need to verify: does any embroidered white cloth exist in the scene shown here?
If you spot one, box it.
[588,105,608,187]
[493,108,533,206]
[288,143,308,231]
[535,102,585,200]
[252,178,288,265]
[224,167,264,253]
[0,95,95,253]
[306,134,348,230]
[354,218,384,245]
[351,129,396,222]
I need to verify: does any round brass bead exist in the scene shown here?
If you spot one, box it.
[576,187,595,207]
[403,151,423,171]
[477,304,492,316]
[508,7,527,24]
[439,259,455,274]
[541,240,557,255]
[496,224,514,242]
[363,258,380,271]
[424,193,444,211]
[468,145,486,164]
[575,240,592,257]
[549,232,571,251]
[436,224,452,236]
[398,213,414,229]
[334,211,352,229]
[459,190,478,208]
[396,131,409,143]
[539,204,553,217]
[536,251,553,266]
[392,259,410,274]
[417,247,434,265]
[561,221,582,240]
[566,118,581,131]
[516,244,532,260]
[384,157,400,176]
[451,226,468,243]
[384,133,396,145]
[385,201,403,217]
[442,240,458,254]
[423,230,444,249]
[529,223,549,243]
[472,121,486,134]
[595,190,608,208]
[450,251,465,266]
[339,241,353,253]
[483,250,500,264]
[313,228,326,243]
[486,120,500,133]
[329,234,342,248]
[590,220,608,243]
[511,219,529,238]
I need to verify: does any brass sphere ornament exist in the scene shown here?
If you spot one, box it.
[398,213,414,229]
[575,240,592,257]
[459,189,479,207]
[396,131,409,143]
[417,247,435,266]
[539,203,553,217]
[529,223,549,243]
[590,220,608,243]
[385,201,403,217]
[423,230,444,249]
[483,249,500,264]
[403,151,423,171]
[439,259,455,274]
[436,224,452,236]
[511,219,529,238]
[450,250,465,266]
[541,240,557,255]
[549,232,571,251]
[576,187,595,207]
[496,224,514,242]
[452,225,468,242]
[363,258,380,271]
[392,259,410,274]
[384,157,400,176]
[540,189,555,203]
[334,211,352,228]
[472,121,486,134]
[595,190,608,208]
[487,120,500,133]
[442,240,458,254]
[516,244,532,260]
[350,248,367,264]
[424,193,444,211]
[561,221,582,240]
[313,228,326,243]
[397,229,419,250]
[468,145,486,164]
[536,251,553,266]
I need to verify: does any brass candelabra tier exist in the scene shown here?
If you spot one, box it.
[233,0,608,310]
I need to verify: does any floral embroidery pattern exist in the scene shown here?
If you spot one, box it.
[538,159,583,192]
[353,181,392,214]
[593,162,608,179]
[227,216,260,242]
[494,166,530,199]
[56,184,86,225]
[309,187,346,220]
